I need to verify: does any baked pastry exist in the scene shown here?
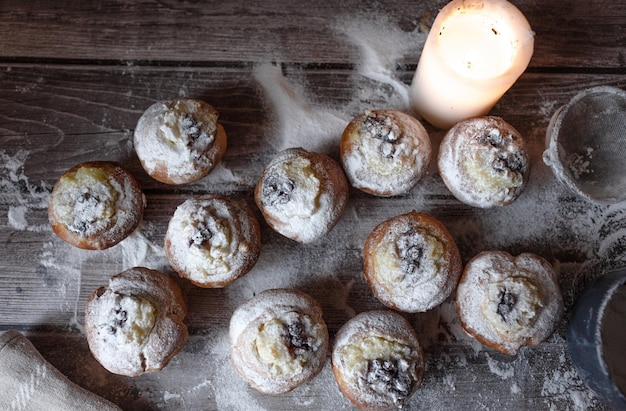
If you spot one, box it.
[456,251,563,355]
[48,161,145,250]
[254,147,349,243]
[229,288,329,394]
[363,211,462,313]
[331,310,424,410]
[164,195,261,288]
[85,267,188,377]
[340,110,431,197]
[133,98,227,184]
[438,116,529,208]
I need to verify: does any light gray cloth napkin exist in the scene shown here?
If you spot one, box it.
[0,330,121,411]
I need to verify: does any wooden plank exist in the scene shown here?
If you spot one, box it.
[1,0,624,405]
[0,66,622,409]
[0,0,624,69]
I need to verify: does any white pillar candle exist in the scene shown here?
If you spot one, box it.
[410,0,534,129]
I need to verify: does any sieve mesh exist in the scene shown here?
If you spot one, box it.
[547,86,626,203]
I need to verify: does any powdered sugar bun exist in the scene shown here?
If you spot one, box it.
[164,195,261,288]
[229,288,329,395]
[133,98,227,185]
[340,110,431,197]
[332,310,424,410]
[438,116,530,208]
[456,251,563,355]
[85,267,188,377]
[363,211,462,313]
[254,147,349,243]
[48,161,145,250]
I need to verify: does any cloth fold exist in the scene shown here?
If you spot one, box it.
[0,330,121,411]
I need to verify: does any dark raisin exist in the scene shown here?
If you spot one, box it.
[497,288,517,322]
[181,114,203,141]
[397,230,425,277]
[69,192,101,234]
[478,130,527,175]
[189,223,213,247]
[478,130,505,148]
[283,319,311,355]
[366,358,412,401]
[262,173,295,207]
[107,305,128,334]
[363,113,402,158]
[181,113,213,149]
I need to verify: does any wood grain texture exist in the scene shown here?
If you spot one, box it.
[0,0,625,69]
[1,0,625,410]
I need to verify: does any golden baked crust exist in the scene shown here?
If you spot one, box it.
[48,161,145,250]
[229,288,329,395]
[254,147,349,243]
[133,98,227,185]
[456,251,564,355]
[341,110,431,197]
[164,195,261,288]
[331,310,424,410]
[438,116,529,208]
[84,267,188,377]
[363,211,462,313]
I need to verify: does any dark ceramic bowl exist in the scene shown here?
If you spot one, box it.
[567,269,626,409]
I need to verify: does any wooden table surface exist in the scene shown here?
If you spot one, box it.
[1,1,625,410]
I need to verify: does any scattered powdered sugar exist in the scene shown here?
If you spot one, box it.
[1,149,51,232]
[252,63,349,155]
[540,352,600,410]
[253,14,426,157]
[333,13,427,112]
[485,353,515,380]
[8,205,28,231]
[566,147,594,180]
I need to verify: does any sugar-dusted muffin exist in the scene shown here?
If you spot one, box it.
[164,195,261,288]
[363,211,462,313]
[341,110,431,197]
[133,98,227,184]
[456,251,564,355]
[85,267,188,377]
[438,116,530,208]
[332,310,425,410]
[48,161,145,250]
[254,147,349,243]
[229,288,329,394]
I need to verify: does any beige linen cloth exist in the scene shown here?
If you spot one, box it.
[0,330,120,410]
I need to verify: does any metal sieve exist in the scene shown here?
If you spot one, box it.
[543,86,626,203]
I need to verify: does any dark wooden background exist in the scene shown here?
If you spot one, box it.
[1,1,625,410]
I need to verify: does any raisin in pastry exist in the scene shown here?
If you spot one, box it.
[229,288,329,394]
[133,98,227,184]
[456,251,563,355]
